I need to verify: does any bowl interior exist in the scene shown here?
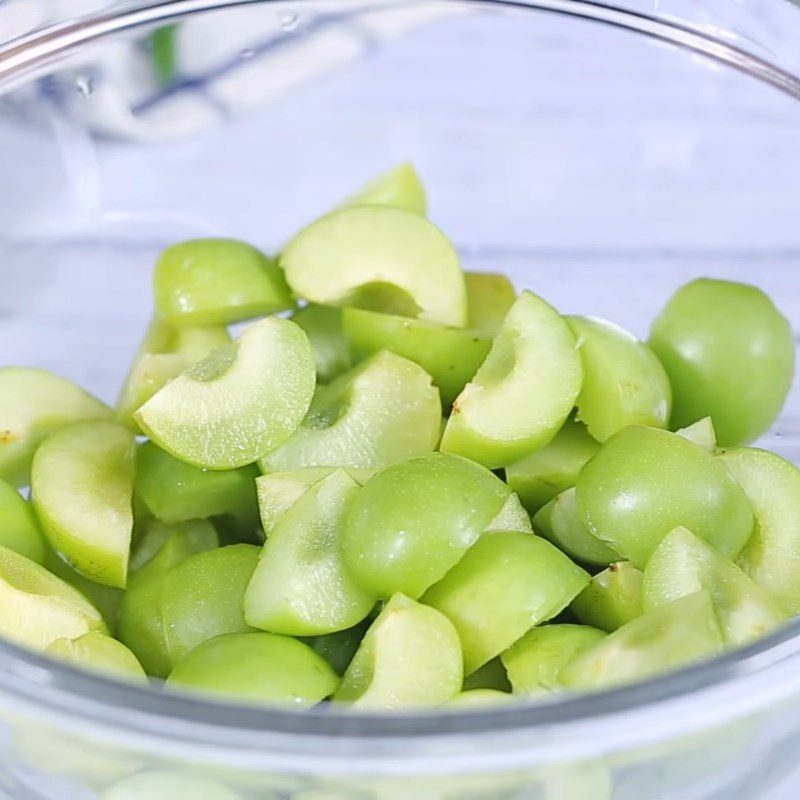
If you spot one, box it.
[1,0,800,760]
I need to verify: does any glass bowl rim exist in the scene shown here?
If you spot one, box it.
[2,0,800,767]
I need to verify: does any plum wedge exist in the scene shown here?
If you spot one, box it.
[136,317,316,470]
[32,420,136,588]
[281,206,467,327]
[0,368,111,487]
[441,291,582,468]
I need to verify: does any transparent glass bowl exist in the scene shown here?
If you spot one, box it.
[2,1,800,797]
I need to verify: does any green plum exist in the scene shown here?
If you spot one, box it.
[245,470,376,636]
[161,544,260,666]
[339,162,427,215]
[0,544,106,650]
[559,592,724,690]
[334,593,463,709]
[720,448,800,615]
[643,526,785,646]
[291,304,351,383]
[465,272,517,337]
[501,624,606,695]
[129,519,219,583]
[485,492,533,534]
[571,562,644,632]
[506,419,600,514]
[576,426,754,568]
[136,317,316,470]
[676,417,716,452]
[104,771,243,800]
[0,479,46,563]
[567,316,671,442]
[341,307,491,407]
[0,367,111,487]
[166,632,338,707]
[154,239,293,326]
[259,351,440,472]
[114,595,173,678]
[117,522,219,677]
[533,488,619,566]
[32,420,136,588]
[45,631,147,683]
[422,533,589,673]
[341,453,510,599]
[649,278,795,446]
[340,271,517,407]
[255,466,375,536]
[461,657,512,692]
[306,618,371,676]
[280,205,467,326]
[447,689,512,708]
[44,550,124,631]
[135,441,259,533]
[441,291,583,468]
[117,318,231,429]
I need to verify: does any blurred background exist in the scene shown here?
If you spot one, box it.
[2,0,800,445]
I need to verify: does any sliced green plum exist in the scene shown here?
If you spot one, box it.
[45,631,147,683]
[441,291,583,468]
[129,519,219,583]
[676,417,716,452]
[0,544,106,650]
[162,544,260,666]
[280,205,467,326]
[117,521,219,677]
[291,304,351,383]
[643,526,785,646]
[341,307,491,407]
[44,550,123,631]
[245,470,375,636]
[422,533,589,673]
[341,453,510,599]
[154,239,293,326]
[255,466,375,535]
[32,420,135,588]
[118,353,185,430]
[117,318,231,428]
[340,162,427,216]
[501,624,606,695]
[104,771,243,800]
[465,272,517,338]
[306,618,371,676]
[567,316,671,442]
[649,278,795,446]
[135,317,316,470]
[559,592,724,691]
[485,492,532,534]
[166,632,338,707]
[462,656,512,692]
[0,367,111,487]
[576,426,753,568]
[260,351,440,472]
[533,488,619,567]
[720,448,800,615]
[116,582,191,680]
[0,479,46,563]
[334,593,462,709]
[506,419,600,514]
[135,441,259,532]
[447,689,512,708]
[571,562,644,632]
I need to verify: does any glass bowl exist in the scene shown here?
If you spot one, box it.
[2,1,800,797]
